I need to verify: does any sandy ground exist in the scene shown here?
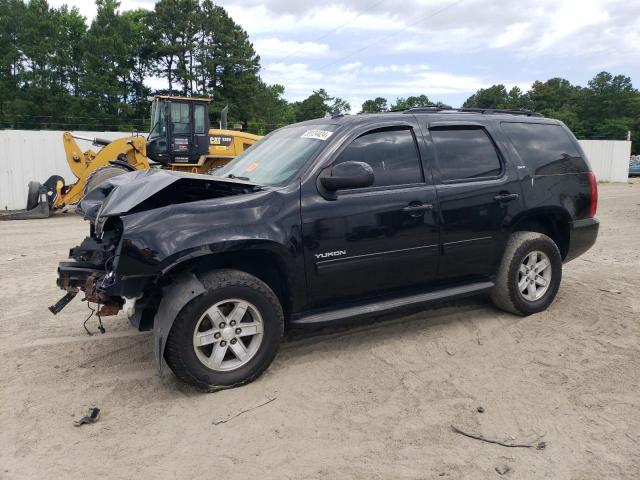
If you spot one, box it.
[1,181,639,480]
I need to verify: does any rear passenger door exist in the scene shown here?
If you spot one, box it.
[301,124,440,308]
[424,122,523,281]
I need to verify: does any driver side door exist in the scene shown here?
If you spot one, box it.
[301,124,440,309]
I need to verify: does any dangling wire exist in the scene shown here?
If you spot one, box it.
[83,302,96,336]
[82,301,106,335]
[96,302,106,334]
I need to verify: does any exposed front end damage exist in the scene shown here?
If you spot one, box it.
[54,230,124,318]
[51,168,264,330]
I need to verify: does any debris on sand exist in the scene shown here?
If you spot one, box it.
[598,288,622,294]
[74,407,100,427]
[212,397,276,426]
[451,425,545,449]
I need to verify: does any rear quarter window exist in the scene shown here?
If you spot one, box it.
[501,122,588,175]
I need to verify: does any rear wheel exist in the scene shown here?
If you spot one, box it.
[490,231,562,316]
[164,270,284,391]
[83,165,129,194]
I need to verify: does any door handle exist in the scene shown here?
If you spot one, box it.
[402,203,433,217]
[494,193,519,202]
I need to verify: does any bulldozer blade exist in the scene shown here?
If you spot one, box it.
[0,184,51,220]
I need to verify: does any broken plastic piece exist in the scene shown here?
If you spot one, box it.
[48,291,77,315]
[74,407,100,427]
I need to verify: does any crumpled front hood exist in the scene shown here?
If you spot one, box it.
[79,168,262,222]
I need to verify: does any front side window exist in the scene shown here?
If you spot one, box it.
[148,101,166,140]
[431,127,502,182]
[333,128,424,188]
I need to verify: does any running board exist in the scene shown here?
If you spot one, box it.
[290,281,494,326]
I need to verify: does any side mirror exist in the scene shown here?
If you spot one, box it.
[321,161,374,191]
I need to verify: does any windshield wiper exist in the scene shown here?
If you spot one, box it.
[226,173,251,181]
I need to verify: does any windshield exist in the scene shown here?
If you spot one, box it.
[148,100,166,140]
[215,124,340,186]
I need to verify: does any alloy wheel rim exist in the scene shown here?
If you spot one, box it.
[517,250,552,302]
[192,299,264,372]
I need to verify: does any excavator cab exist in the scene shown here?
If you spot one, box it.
[146,96,211,165]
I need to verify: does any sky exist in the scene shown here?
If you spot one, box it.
[48,0,640,112]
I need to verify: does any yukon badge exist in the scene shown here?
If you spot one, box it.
[315,250,347,260]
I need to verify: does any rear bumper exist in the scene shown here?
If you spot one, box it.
[565,217,599,262]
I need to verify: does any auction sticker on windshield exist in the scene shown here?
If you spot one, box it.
[301,129,334,141]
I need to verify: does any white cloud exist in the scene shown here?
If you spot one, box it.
[45,0,640,108]
[254,37,329,58]
[262,60,532,111]
[48,0,156,20]
[525,0,608,54]
[224,3,405,35]
[491,23,531,49]
[338,62,364,72]
[234,0,638,65]
[372,64,430,74]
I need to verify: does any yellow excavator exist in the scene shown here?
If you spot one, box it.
[3,96,261,219]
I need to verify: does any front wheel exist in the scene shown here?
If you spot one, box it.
[490,231,562,316]
[164,270,284,391]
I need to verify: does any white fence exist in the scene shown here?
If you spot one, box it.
[0,130,133,211]
[0,130,634,210]
[578,140,631,183]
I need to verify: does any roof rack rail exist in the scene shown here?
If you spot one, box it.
[399,104,453,114]
[457,107,543,117]
[394,106,543,117]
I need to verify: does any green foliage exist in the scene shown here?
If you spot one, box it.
[291,88,350,122]
[463,85,531,110]
[360,97,388,113]
[463,74,640,152]
[246,83,295,134]
[390,94,433,110]
[0,0,284,132]
[1,0,639,154]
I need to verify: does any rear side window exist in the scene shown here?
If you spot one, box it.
[430,127,502,182]
[334,128,424,187]
[501,122,586,175]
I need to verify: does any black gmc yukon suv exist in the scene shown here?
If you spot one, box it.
[53,107,599,390]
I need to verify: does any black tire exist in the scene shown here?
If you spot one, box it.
[26,181,41,210]
[42,175,65,208]
[164,269,284,391]
[490,231,562,316]
[83,165,128,194]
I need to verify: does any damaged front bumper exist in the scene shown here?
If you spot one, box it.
[52,219,129,317]
[54,258,123,317]
[52,228,158,330]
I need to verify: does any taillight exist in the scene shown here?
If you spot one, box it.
[588,172,598,218]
